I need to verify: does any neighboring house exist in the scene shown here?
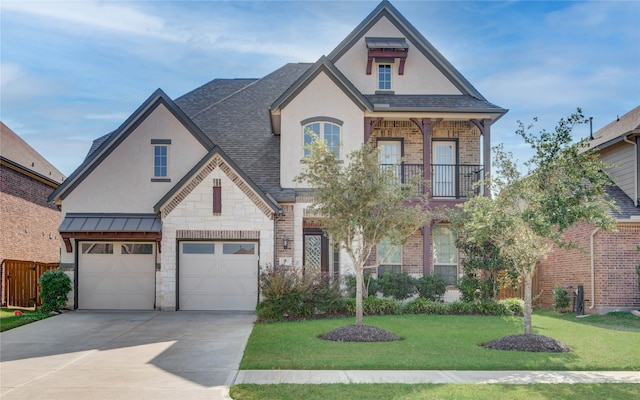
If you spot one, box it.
[538,106,640,314]
[48,0,507,311]
[1,122,65,305]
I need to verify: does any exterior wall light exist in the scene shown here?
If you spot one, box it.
[283,236,290,250]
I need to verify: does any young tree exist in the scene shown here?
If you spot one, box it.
[296,135,431,326]
[455,110,616,335]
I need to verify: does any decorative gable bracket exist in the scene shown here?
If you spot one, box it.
[365,37,408,75]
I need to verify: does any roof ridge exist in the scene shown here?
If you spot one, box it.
[188,79,260,118]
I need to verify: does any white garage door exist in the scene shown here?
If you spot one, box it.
[78,242,156,310]
[179,241,258,311]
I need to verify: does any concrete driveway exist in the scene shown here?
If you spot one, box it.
[0,311,255,400]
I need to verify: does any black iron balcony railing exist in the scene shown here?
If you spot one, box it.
[380,164,484,199]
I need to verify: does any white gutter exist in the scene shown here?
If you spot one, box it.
[589,227,601,311]
[622,135,637,206]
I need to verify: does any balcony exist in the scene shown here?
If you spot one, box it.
[381,164,484,199]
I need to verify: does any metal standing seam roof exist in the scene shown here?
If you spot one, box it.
[365,37,408,49]
[59,213,162,232]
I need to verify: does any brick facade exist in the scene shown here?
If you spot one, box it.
[0,165,61,263]
[538,222,640,313]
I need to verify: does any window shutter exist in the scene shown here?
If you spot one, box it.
[213,186,222,214]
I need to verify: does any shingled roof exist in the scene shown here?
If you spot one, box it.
[174,63,312,202]
[364,94,507,114]
[0,121,65,185]
[590,105,640,149]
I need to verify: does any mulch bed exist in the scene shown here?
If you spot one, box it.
[483,334,570,353]
[320,324,402,342]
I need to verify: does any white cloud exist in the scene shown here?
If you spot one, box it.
[84,113,129,121]
[1,0,186,42]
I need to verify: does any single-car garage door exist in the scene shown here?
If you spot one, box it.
[179,241,258,311]
[78,242,156,310]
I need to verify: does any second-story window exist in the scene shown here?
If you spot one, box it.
[303,122,341,158]
[378,64,392,90]
[154,145,168,177]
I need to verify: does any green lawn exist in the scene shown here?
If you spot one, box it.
[230,383,640,400]
[0,308,53,332]
[240,312,640,371]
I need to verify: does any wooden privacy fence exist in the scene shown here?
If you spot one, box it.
[496,271,540,302]
[2,260,59,308]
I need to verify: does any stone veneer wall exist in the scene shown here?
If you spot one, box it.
[159,165,274,310]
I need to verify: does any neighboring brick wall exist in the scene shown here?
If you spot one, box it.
[595,224,640,312]
[538,222,640,313]
[0,165,60,263]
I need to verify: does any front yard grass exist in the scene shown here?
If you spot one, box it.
[0,308,53,332]
[240,312,640,371]
[230,383,640,400]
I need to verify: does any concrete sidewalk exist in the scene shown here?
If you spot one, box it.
[235,370,640,385]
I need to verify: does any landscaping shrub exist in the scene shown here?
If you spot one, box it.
[446,300,474,315]
[257,267,319,320]
[499,298,524,315]
[344,297,402,316]
[39,269,71,313]
[553,285,571,313]
[404,298,447,315]
[377,272,416,300]
[456,274,484,303]
[344,272,378,298]
[415,274,447,301]
[313,278,348,314]
[472,301,510,316]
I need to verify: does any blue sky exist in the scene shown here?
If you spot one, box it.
[1,0,639,176]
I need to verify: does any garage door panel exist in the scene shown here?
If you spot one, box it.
[179,241,257,311]
[78,242,155,310]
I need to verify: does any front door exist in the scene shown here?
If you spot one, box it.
[432,141,457,197]
[303,228,329,277]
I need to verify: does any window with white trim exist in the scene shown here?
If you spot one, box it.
[377,238,401,277]
[303,122,341,158]
[378,64,392,90]
[433,224,458,285]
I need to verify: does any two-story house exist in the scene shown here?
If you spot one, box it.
[48,0,507,311]
[538,106,640,314]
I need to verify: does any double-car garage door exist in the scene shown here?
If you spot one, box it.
[78,241,258,311]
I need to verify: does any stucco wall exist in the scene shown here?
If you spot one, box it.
[280,71,364,188]
[334,16,461,95]
[63,103,208,214]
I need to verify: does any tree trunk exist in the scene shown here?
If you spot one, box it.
[523,270,533,335]
[355,265,364,326]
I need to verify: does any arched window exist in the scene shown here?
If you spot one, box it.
[302,119,342,158]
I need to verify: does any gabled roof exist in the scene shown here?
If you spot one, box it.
[0,121,65,186]
[328,0,486,100]
[48,89,214,203]
[271,56,373,113]
[175,63,312,202]
[154,145,281,216]
[590,106,640,150]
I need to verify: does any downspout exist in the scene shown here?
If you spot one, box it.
[622,136,637,206]
[589,227,601,311]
